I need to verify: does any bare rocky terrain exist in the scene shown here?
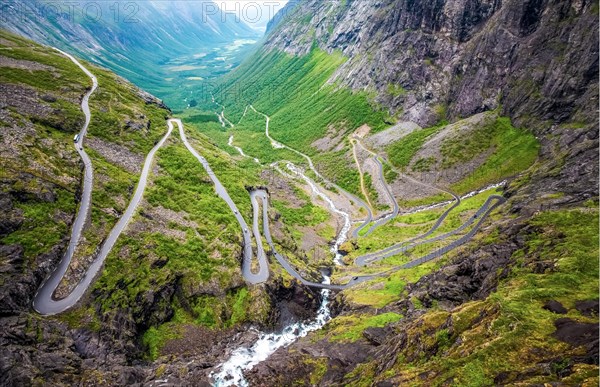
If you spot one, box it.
[269,0,598,129]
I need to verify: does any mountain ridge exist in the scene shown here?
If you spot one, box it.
[262,0,598,129]
[0,0,597,385]
[2,0,261,107]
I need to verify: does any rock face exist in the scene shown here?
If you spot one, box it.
[543,300,568,314]
[246,339,374,386]
[268,0,598,128]
[552,318,599,365]
[240,1,598,385]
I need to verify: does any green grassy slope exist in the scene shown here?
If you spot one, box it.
[0,33,88,264]
[385,114,540,197]
[198,47,540,202]
[199,48,391,194]
[242,49,387,151]
[344,204,599,386]
[0,30,282,359]
[269,198,598,386]
[3,1,261,110]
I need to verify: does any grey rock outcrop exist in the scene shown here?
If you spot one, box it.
[240,1,598,384]
[267,0,598,129]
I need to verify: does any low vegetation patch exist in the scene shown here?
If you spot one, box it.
[387,123,445,169]
[272,187,330,227]
[326,312,403,343]
[206,47,390,195]
[450,117,539,194]
[348,205,599,385]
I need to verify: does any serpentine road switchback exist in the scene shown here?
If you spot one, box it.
[33,48,98,315]
[247,105,375,238]
[34,117,270,314]
[217,100,507,288]
[176,119,269,284]
[34,50,178,315]
[251,190,375,290]
[34,53,271,315]
[35,51,507,316]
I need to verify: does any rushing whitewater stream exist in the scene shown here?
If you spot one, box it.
[228,135,247,157]
[286,162,352,265]
[228,135,260,163]
[210,101,506,386]
[212,278,332,387]
[212,163,352,386]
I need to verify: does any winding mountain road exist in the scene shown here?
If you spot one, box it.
[228,134,259,163]
[350,138,375,212]
[249,188,505,289]
[35,117,272,315]
[251,190,376,290]
[212,94,235,128]
[34,63,271,314]
[33,49,98,315]
[34,50,507,318]
[215,102,375,239]
[347,139,509,269]
[355,190,501,267]
[34,49,176,315]
[214,99,507,287]
[396,194,506,270]
[350,138,400,236]
[247,106,374,236]
[175,119,270,284]
[29,41,515,319]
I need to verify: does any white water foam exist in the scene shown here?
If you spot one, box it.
[212,277,332,387]
[286,162,352,265]
[228,135,246,157]
[212,164,351,386]
[228,135,260,164]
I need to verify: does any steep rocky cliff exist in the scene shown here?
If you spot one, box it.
[230,0,599,385]
[267,0,598,128]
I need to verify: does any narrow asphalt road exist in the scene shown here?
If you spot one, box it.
[34,49,179,315]
[353,187,462,267]
[251,190,375,290]
[212,93,234,128]
[248,106,374,237]
[34,73,273,315]
[349,138,472,266]
[355,192,501,267]
[351,138,400,236]
[175,119,270,284]
[249,189,505,289]
[33,49,98,315]
[350,138,375,212]
[35,115,273,315]
[395,195,506,270]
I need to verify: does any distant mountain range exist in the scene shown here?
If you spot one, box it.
[2,0,261,106]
